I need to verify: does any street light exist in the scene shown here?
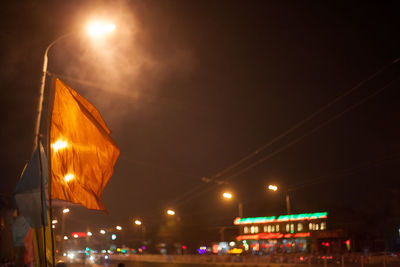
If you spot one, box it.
[116,225,122,231]
[222,192,243,218]
[87,231,93,236]
[135,220,142,225]
[33,19,117,150]
[100,229,106,235]
[62,208,70,214]
[268,184,278,191]
[167,209,176,216]
[267,184,291,214]
[87,21,116,37]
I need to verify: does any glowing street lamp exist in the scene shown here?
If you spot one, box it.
[167,209,175,216]
[52,219,58,224]
[34,19,117,150]
[87,231,93,236]
[63,236,68,240]
[62,208,70,214]
[87,21,116,37]
[135,220,142,226]
[268,184,278,191]
[116,225,122,231]
[100,229,106,235]
[222,192,243,218]
[267,184,291,214]
[222,192,232,199]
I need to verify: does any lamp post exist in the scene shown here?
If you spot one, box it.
[33,22,116,263]
[267,184,291,214]
[134,219,146,243]
[33,21,116,150]
[222,192,243,218]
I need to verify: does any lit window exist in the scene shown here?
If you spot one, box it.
[244,227,249,234]
[251,226,255,234]
[276,225,279,232]
[290,224,294,233]
[321,222,326,230]
[286,224,290,232]
[267,225,271,232]
[264,226,268,232]
[271,225,275,232]
[309,223,313,230]
[297,223,303,232]
[255,226,259,233]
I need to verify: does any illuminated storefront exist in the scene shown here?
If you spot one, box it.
[234,212,328,254]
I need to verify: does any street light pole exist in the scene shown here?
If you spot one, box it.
[33,33,74,151]
[285,192,291,215]
[238,202,243,218]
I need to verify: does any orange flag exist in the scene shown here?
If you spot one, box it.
[51,78,120,211]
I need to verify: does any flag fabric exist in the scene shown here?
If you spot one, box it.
[50,78,120,211]
[11,216,30,247]
[24,228,35,266]
[14,143,48,228]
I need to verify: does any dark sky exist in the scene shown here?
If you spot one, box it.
[1,1,400,240]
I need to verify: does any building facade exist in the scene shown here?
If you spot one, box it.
[233,212,338,254]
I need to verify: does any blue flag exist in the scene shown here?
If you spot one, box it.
[14,143,48,228]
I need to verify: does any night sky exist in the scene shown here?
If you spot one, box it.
[1,1,400,242]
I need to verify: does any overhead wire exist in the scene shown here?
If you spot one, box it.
[170,58,400,207]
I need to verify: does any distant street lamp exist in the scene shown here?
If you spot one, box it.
[268,184,278,191]
[222,192,243,218]
[267,184,291,214]
[167,209,176,216]
[87,231,93,236]
[62,208,70,214]
[116,225,122,231]
[134,219,146,242]
[100,229,106,235]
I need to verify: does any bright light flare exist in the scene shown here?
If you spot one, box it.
[135,220,142,225]
[167,209,175,216]
[52,219,58,224]
[100,229,106,234]
[87,231,93,236]
[87,21,116,37]
[63,208,70,214]
[111,234,117,240]
[64,173,75,183]
[268,185,278,191]
[73,234,78,238]
[64,236,68,240]
[223,192,233,199]
[52,139,68,151]
[116,225,122,230]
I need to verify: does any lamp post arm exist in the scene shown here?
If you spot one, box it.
[33,32,75,151]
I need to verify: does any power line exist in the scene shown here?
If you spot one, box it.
[171,59,400,206]
[205,57,399,182]
[222,78,398,182]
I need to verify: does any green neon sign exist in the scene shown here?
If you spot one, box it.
[234,212,327,225]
